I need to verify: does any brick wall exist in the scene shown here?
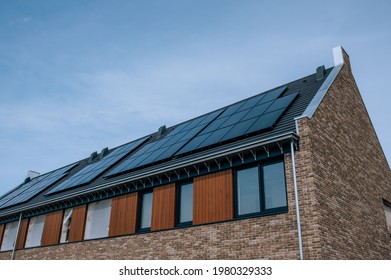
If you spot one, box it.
[296,49,391,259]
[1,213,300,260]
[10,216,297,260]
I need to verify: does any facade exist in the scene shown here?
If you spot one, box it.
[0,46,390,260]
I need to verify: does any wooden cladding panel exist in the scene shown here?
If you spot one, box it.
[151,184,176,231]
[109,192,138,237]
[41,210,63,246]
[193,169,234,225]
[0,224,4,246]
[15,219,29,249]
[68,205,87,242]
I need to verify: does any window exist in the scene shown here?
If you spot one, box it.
[138,191,153,231]
[237,166,260,215]
[263,161,288,209]
[235,159,287,217]
[84,199,112,240]
[177,182,193,225]
[384,200,391,236]
[60,208,73,243]
[25,215,45,248]
[0,221,19,251]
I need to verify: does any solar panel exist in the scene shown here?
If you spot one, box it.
[0,179,43,208]
[0,163,78,209]
[46,137,149,195]
[175,87,299,155]
[105,109,224,177]
[244,108,286,135]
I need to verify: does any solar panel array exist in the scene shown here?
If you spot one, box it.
[46,137,149,195]
[175,86,298,155]
[106,86,299,178]
[0,85,300,203]
[105,109,224,177]
[0,163,78,209]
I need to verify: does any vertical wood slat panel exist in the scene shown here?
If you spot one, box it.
[15,219,29,249]
[41,210,64,246]
[109,192,138,237]
[0,224,4,246]
[68,205,87,242]
[151,184,176,231]
[193,169,234,225]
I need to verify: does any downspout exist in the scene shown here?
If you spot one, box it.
[11,212,22,260]
[290,46,345,260]
[291,139,304,260]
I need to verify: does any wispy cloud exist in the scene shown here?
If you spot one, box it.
[8,16,32,26]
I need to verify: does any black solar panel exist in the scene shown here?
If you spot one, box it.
[0,163,78,209]
[105,109,224,177]
[46,137,149,195]
[175,87,299,155]
[0,179,42,209]
[106,86,300,177]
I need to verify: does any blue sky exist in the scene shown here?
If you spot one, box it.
[0,0,390,196]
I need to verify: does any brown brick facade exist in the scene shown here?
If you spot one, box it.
[296,50,391,259]
[1,214,301,260]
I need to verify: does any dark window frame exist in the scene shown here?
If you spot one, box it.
[137,190,153,233]
[176,180,194,227]
[234,157,288,219]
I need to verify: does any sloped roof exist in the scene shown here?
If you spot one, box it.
[0,65,334,219]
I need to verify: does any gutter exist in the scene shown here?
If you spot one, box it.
[0,132,298,218]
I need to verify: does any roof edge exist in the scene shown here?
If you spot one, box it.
[296,46,345,123]
[0,132,298,218]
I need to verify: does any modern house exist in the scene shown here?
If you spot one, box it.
[0,46,390,260]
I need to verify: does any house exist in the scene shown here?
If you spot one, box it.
[0,46,390,260]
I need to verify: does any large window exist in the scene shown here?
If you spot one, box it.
[84,199,112,240]
[177,182,193,225]
[138,191,153,231]
[25,215,45,248]
[235,160,287,217]
[60,208,73,243]
[0,221,19,251]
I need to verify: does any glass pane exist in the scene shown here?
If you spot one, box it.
[25,215,45,248]
[0,221,19,251]
[60,208,73,243]
[140,192,153,229]
[237,167,260,215]
[179,183,193,224]
[263,162,287,209]
[84,199,112,240]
